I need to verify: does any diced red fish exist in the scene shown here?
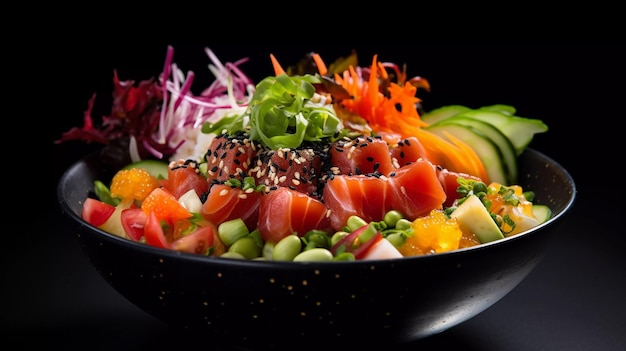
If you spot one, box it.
[330,136,394,176]
[257,187,332,243]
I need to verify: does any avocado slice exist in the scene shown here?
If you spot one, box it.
[457,108,548,155]
[450,194,504,243]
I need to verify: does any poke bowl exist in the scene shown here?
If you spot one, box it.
[56,46,576,350]
[57,147,575,350]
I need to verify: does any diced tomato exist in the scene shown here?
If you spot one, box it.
[143,211,170,249]
[201,184,262,230]
[82,198,116,227]
[161,163,209,199]
[170,226,216,255]
[120,208,147,241]
[257,187,332,243]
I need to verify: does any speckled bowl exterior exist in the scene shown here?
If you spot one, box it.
[57,148,576,350]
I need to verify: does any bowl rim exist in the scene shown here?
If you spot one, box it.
[57,147,576,268]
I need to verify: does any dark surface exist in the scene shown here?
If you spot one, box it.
[6,43,625,350]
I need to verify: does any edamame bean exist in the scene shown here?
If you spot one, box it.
[385,232,406,248]
[293,248,333,262]
[228,237,261,259]
[262,241,275,260]
[272,235,302,261]
[220,251,246,259]
[346,215,368,232]
[303,230,331,250]
[331,231,349,247]
[333,252,356,261]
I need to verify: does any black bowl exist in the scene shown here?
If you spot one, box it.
[57,148,575,350]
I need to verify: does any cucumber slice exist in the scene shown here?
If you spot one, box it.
[478,104,516,116]
[432,116,518,184]
[421,105,471,125]
[426,123,508,184]
[456,109,548,156]
[122,159,169,179]
[532,204,552,224]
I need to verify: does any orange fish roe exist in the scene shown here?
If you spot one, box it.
[110,168,160,203]
[399,209,464,256]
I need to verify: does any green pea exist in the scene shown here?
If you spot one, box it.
[383,210,404,227]
[272,235,302,261]
[395,219,413,230]
[293,248,334,262]
[228,237,261,259]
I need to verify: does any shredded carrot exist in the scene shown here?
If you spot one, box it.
[269,54,286,76]
[311,53,328,76]
[334,55,489,181]
[267,52,488,181]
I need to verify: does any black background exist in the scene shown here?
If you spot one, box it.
[7,39,626,350]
